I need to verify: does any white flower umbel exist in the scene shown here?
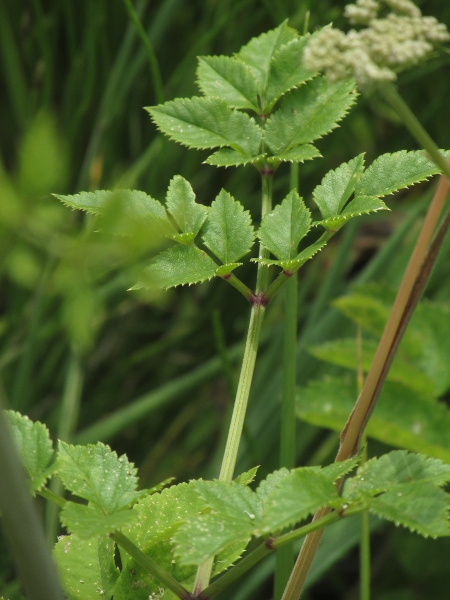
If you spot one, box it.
[304,0,450,88]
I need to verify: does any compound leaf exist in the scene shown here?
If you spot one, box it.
[56,441,140,514]
[165,175,207,237]
[312,154,365,220]
[197,55,259,112]
[355,150,450,198]
[147,97,262,158]
[202,189,254,263]
[237,21,298,105]
[54,190,175,237]
[54,535,119,600]
[138,245,218,290]
[265,34,317,112]
[60,503,136,539]
[264,77,357,158]
[5,410,55,493]
[257,191,311,260]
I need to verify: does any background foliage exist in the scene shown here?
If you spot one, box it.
[1,1,450,599]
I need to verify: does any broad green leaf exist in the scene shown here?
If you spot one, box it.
[234,466,259,486]
[314,196,388,231]
[264,77,357,157]
[138,244,217,289]
[258,469,340,534]
[54,535,119,600]
[54,190,175,237]
[5,410,55,493]
[256,468,291,503]
[307,338,434,395]
[197,55,259,111]
[257,190,311,260]
[345,451,450,499]
[312,154,365,219]
[237,21,298,104]
[56,441,140,513]
[297,377,450,463]
[202,189,255,263]
[254,237,327,270]
[194,480,262,519]
[147,97,262,157]
[60,503,136,538]
[266,143,321,166]
[265,35,317,112]
[204,148,266,167]
[369,483,450,538]
[355,150,449,198]
[320,456,360,482]
[165,175,207,237]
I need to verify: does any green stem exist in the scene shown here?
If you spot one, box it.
[274,165,299,599]
[122,0,164,104]
[193,173,273,595]
[225,272,254,301]
[112,531,193,599]
[0,408,64,600]
[380,83,450,181]
[360,495,371,600]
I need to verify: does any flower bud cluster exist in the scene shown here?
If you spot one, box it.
[303,0,449,87]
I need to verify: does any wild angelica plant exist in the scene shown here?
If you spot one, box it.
[1,3,450,600]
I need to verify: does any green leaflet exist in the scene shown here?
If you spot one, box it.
[314,196,388,231]
[56,441,140,514]
[147,96,262,157]
[313,154,365,220]
[264,76,357,158]
[237,21,298,107]
[307,337,434,395]
[5,410,55,493]
[257,190,311,260]
[54,189,175,237]
[139,245,218,289]
[204,148,266,168]
[342,452,450,538]
[297,377,450,463]
[266,144,321,166]
[60,503,137,539]
[234,466,259,486]
[165,175,207,237]
[54,535,119,600]
[202,189,254,264]
[196,55,259,112]
[355,150,450,198]
[264,35,317,113]
[254,237,328,271]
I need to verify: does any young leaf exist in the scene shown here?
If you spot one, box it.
[355,150,450,198]
[54,535,119,600]
[254,237,327,271]
[258,468,340,535]
[237,21,298,105]
[56,441,140,514]
[312,154,365,220]
[266,144,321,166]
[54,190,175,237]
[257,190,311,260]
[264,77,357,158]
[5,410,55,493]
[204,148,267,168]
[165,175,207,237]
[264,35,317,112]
[234,466,259,486]
[147,97,262,157]
[197,55,259,112]
[369,483,450,538]
[202,189,255,264]
[297,377,450,463]
[314,196,389,231]
[60,503,136,539]
[138,244,218,290]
